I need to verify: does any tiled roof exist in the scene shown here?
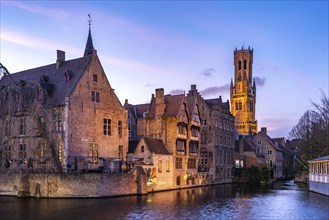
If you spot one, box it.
[144,137,171,155]
[135,104,150,118]
[0,55,92,107]
[147,94,185,118]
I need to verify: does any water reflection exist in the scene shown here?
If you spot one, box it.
[0,180,328,220]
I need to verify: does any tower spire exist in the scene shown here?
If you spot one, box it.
[84,13,94,57]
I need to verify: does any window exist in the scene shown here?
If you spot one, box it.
[38,143,46,159]
[193,113,200,123]
[166,161,170,172]
[235,101,242,111]
[175,157,182,169]
[103,118,111,136]
[257,140,262,145]
[191,128,199,138]
[118,145,123,160]
[54,113,63,131]
[267,159,273,168]
[268,150,273,155]
[58,143,63,162]
[235,160,244,168]
[141,146,145,153]
[91,91,100,103]
[201,130,207,144]
[89,143,98,163]
[203,119,207,127]
[176,140,185,152]
[92,74,98,82]
[244,60,247,70]
[238,61,242,70]
[3,145,12,160]
[178,125,186,135]
[19,117,27,135]
[118,121,122,137]
[19,144,27,159]
[189,141,198,154]
[200,152,208,165]
[188,158,196,169]
[158,160,162,172]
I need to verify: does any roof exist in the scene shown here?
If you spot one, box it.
[135,104,150,118]
[147,94,185,118]
[235,138,264,158]
[128,140,139,154]
[0,55,92,107]
[308,155,329,162]
[144,137,171,155]
[84,27,94,57]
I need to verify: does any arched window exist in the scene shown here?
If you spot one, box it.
[244,60,247,70]
[141,146,144,153]
[238,61,242,70]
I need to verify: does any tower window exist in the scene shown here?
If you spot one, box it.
[244,60,247,70]
[235,101,242,111]
[238,61,241,70]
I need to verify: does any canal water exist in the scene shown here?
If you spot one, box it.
[0,180,328,220]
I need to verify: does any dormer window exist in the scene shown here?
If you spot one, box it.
[92,74,98,83]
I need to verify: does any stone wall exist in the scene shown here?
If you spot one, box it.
[0,169,147,198]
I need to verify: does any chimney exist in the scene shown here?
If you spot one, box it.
[190,84,197,95]
[261,127,267,135]
[239,135,244,154]
[56,50,65,69]
[155,88,165,117]
[155,88,164,104]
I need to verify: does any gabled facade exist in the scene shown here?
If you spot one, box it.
[0,28,128,173]
[252,127,284,179]
[187,85,235,184]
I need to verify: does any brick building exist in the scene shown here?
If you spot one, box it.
[0,27,128,173]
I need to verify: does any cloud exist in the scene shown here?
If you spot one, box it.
[170,89,185,95]
[144,83,153,88]
[259,118,295,138]
[200,68,215,77]
[2,29,81,55]
[254,76,266,87]
[4,1,69,19]
[200,83,230,97]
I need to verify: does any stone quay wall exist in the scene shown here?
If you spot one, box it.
[0,167,147,198]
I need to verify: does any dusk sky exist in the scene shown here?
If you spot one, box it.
[1,1,328,138]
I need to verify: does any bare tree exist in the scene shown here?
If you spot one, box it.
[289,91,329,160]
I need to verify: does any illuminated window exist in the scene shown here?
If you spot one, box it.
[103,118,111,135]
[38,143,46,159]
[118,145,123,160]
[54,113,63,131]
[158,160,162,172]
[91,91,100,103]
[166,161,170,172]
[89,143,98,163]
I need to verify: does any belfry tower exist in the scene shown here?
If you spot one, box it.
[230,47,257,135]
